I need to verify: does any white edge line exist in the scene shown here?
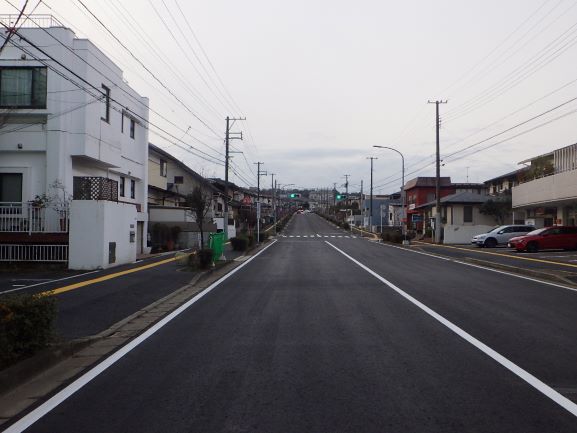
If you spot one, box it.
[381,242,577,294]
[325,240,577,418]
[3,240,278,433]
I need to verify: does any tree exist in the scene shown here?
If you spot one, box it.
[479,193,512,225]
[185,185,213,248]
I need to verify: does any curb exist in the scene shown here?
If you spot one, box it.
[0,250,264,426]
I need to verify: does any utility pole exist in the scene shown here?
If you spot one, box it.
[254,162,266,243]
[343,174,350,206]
[224,116,245,239]
[428,100,447,244]
[360,179,363,222]
[270,173,276,231]
[367,157,377,231]
[333,182,337,211]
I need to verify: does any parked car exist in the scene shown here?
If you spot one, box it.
[471,224,535,248]
[508,226,577,252]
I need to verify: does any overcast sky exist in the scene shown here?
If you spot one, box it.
[3,0,577,194]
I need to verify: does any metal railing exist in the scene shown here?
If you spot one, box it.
[0,202,69,233]
[0,14,64,28]
[0,244,68,262]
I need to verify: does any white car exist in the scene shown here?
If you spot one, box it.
[471,225,535,248]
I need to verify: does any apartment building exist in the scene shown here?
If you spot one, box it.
[0,16,149,269]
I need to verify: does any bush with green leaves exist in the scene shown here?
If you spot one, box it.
[198,248,214,269]
[0,293,57,370]
[230,237,249,251]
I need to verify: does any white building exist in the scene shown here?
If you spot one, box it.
[513,142,577,227]
[0,16,149,269]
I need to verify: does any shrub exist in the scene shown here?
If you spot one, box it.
[258,232,269,242]
[0,293,57,370]
[230,237,248,251]
[342,222,350,230]
[198,248,214,269]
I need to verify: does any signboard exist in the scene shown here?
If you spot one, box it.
[411,214,423,222]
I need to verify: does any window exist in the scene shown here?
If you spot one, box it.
[463,206,473,223]
[130,179,135,199]
[119,177,125,197]
[0,173,23,202]
[130,119,135,139]
[101,84,110,123]
[0,67,47,108]
[160,159,167,177]
[174,176,184,184]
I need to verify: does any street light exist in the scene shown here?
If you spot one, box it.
[373,145,408,245]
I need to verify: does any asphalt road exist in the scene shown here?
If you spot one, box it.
[1,254,196,340]
[7,213,577,432]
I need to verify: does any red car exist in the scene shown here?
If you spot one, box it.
[508,226,577,252]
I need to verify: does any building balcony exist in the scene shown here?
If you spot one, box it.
[73,176,118,202]
[0,202,69,233]
[512,169,577,208]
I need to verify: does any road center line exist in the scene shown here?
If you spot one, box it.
[325,241,577,418]
[3,240,278,433]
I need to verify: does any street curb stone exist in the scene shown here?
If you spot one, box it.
[0,245,270,427]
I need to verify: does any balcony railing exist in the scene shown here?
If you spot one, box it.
[0,202,69,233]
[73,176,118,201]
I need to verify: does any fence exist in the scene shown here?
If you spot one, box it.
[0,244,69,262]
[0,202,69,233]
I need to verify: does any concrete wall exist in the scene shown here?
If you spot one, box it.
[443,224,495,244]
[69,200,137,270]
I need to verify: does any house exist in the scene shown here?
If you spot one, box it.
[147,144,218,251]
[404,177,453,232]
[416,191,497,243]
[360,193,401,230]
[512,142,577,228]
[484,168,528,196]
[0,17,149,269]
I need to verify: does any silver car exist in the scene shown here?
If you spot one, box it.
[471,225,535,248]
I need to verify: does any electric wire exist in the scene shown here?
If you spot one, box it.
[74,0,222,139]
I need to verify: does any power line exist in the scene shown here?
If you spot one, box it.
[0,2,226,160]
[1,27,225,166]
[75,0,222,138]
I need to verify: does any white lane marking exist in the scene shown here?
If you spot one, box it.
[381,242,577,294]
[324,235,329,238]
[296,235,301,238]
[4,241,279,433]
[317,234,321,237]
[331,235,336,238]
[325,241,577,418]
[0,270,101,295]
[289,235,294,238]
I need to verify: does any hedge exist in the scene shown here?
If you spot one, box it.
[0,293,57,370]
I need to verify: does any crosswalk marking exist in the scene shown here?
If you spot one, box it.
[279,234,357,239]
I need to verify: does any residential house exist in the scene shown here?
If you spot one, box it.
[147,144,218,251]
[416,191,497,243]
[0,17,149,269]
[513,142,577,227]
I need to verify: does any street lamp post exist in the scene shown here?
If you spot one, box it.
[373,145,408,245]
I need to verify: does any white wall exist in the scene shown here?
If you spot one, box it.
[69,200,137,270]
[443,225,495,244]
